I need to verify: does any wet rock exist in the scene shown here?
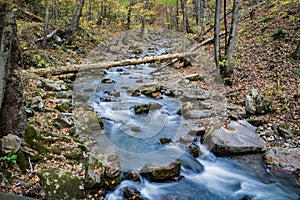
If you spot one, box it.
[105,154,121,190]
[37,168,84,200]
[264,147,300,172]
[203,120,266,156]
[1,134,21,154]
[140,160,181,182]
[101,78,115,83]
[134,84,163,97]
[149,102,163,110]
[110,90,121,97]
[134,104,150,115]
[179,152,204,173]
[188,142,201,158]
[177,102,193,115]
[53,113,75,128]
[188,127,206,137]
[123,171,140,182]
[130,126,141,132]
[122,187,144,200]
[30,96,44,111]
[184,110,212,119]
[84,154,105,189]
[183,73,203,81]
[160,138,172,144]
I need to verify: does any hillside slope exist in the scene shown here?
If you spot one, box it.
[227,1,299,136]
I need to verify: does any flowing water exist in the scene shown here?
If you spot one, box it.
[74,30,300,200]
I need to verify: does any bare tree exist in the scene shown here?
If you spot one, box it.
[65,0,84,44]
[224,0,240,76]
[214,0,221,68]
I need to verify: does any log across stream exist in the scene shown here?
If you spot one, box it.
[73,30,300,199]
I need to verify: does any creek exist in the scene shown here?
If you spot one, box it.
[74,30,300,200]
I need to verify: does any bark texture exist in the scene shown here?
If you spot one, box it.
[0,4,26,138]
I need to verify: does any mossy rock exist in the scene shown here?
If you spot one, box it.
[17,151,29,174]
[63,148,83,160]
[32,141,49,154]
[55,103,72,113]
[37,168,84,200]
[25,124,37,145]
[51,147,62,155]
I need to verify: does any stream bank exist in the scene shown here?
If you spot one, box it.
[1,28,298,199]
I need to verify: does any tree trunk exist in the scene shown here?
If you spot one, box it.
[140,0,149,38]
[65,0,84,44]
[182,0,187,50]
[33,52,198,77]
[162,5,165,29]
[43,0,49,47]
[175,0,179,30]
[224,0,240,76]
[196,0,202,26]
[201,0,208,33]
[214,0,221,68]
[0,4,26,138]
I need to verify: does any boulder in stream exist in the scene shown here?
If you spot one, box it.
[140,160,181,182]
[84,154,121,190]
[203,120,266,156]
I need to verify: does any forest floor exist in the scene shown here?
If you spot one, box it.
[0,0,299,198]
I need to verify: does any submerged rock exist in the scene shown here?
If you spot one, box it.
[140,160,181,182]
[37,168,84,200]
[203,120,266,156]
[264,147,300,172]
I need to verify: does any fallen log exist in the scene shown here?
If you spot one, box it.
[32,51,198,76]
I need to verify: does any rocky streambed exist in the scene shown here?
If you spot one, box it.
[1,29,299,199]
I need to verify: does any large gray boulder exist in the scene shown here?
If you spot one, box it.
[203,120,266,156]
[37,168,84,200]
[264,147,300,172]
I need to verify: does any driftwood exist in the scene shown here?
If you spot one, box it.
[32,52,198,76]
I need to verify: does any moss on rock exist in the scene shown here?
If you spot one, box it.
[37,168,84,199]
[17,151,29,174]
